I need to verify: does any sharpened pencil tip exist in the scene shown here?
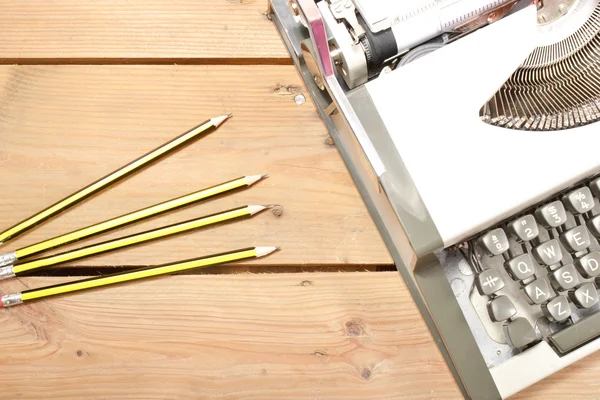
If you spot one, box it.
[245,174,269,186]
[211,113,232,127]
[255,246,280,257]
[247,205,270,215]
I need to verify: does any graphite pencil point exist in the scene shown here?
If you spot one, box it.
[245,174,268,186]
[255,246,280,257]
[248,205,270,215]
[211,113,232,127]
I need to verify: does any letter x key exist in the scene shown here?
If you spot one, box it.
[570,283,600,309]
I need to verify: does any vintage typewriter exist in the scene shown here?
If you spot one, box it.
[268,0,600,398]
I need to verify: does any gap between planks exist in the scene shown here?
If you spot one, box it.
[18,264,397,277]
[0,58,294,66]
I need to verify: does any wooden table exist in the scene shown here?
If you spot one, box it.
[0,2,599,399]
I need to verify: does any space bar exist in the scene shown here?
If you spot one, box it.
[549,312,600,354]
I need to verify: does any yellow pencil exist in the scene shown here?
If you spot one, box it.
[0,174,267,268]
[0,205,270,280]
[0,114,231,246]
[0,247,280,307]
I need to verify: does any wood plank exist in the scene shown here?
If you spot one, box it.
[0,65,392,268]
[0,0,289,62]
[0,272,460,399]
[1,272,600,399]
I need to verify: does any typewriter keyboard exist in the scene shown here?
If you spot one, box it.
[461,176,600,355]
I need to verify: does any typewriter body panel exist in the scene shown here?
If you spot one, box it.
[268,0,600,398]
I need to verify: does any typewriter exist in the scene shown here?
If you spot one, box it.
[268,0,600,398]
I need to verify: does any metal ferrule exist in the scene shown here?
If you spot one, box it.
[0,265,15,280]
[0,251,17,267]
[1,293,23,307]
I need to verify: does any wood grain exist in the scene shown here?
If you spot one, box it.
[0,0,289,62]
[0,65,392,268]
[0,272,460,400]
[2,2,598,397]
[1,272,599,399]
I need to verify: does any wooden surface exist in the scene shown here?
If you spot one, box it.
[0,2,599,399]
[0,273,458,400]
[0,1,288,63]
[2,274,600,400]
[0,65,390,268]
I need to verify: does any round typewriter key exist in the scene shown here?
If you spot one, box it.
[479,228,510,256]
[536,201,567,228]
[542,296,572,322]
[508,215,539,242]
[575,252,600,278]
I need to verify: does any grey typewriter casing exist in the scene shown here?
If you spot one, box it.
[268,1,600,398]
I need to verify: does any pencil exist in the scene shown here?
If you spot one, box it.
[0,174,267,268]
[0,114,231,246]
[0,246,280,307]
[0,205,271,280]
